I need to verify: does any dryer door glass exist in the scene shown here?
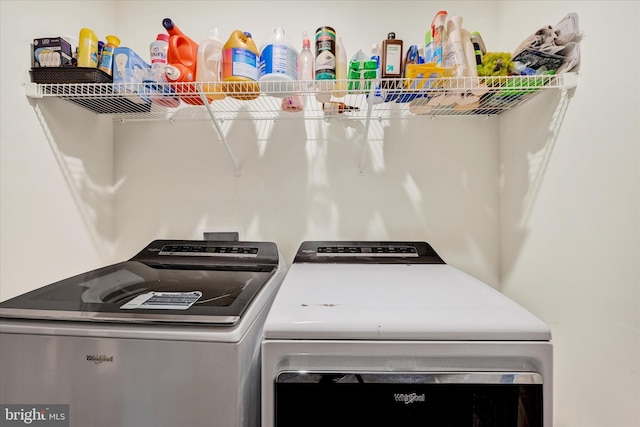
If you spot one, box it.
[275,372,542,427]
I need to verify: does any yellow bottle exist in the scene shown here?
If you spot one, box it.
[222,30,260,100]
[78,28,99,68]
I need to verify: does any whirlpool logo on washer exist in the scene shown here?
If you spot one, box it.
[394,393,426,404]
[85,355,113,364]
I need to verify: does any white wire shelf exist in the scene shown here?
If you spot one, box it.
[25,74,577,122]
[25,73,577,176]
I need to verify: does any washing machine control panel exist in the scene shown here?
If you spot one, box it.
[159,244,259,257]
[131,240,280,267]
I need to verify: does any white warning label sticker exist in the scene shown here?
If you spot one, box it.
[121,291,202,310]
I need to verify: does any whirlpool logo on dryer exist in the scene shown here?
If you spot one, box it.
[394,393,426,404]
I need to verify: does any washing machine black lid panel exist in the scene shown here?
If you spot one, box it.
[294,241,445,264]
[0,256,278,324]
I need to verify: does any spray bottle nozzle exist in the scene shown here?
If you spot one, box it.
[302,31,311,48]
[162,18,174,31]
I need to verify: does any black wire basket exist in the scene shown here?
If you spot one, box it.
[30,67,113,84]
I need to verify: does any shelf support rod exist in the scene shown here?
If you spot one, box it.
[358,82,377,175]
[197,85,241,177]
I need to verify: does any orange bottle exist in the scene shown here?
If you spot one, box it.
[162,18,206,105]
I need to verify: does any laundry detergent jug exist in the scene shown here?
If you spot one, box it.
[163,18,205,105]
[196,28,225,102]
[222,30,260,100]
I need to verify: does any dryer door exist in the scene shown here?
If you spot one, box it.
[275,372,542,427]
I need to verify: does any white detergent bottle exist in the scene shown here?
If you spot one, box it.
[446,16,466,77]
[196,28,225,101]
[259,27,298,97]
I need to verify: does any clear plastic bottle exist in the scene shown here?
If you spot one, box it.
[431,10,448,67]
[332,35,347,98]
[298,31,315,91]
[282,31,314,112]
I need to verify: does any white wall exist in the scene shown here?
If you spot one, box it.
[0,1,638,425]
[499,2,640,425]
[0,1,116,301]
[111,0,503,286]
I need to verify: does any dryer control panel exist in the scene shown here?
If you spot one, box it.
[294,241,445,264]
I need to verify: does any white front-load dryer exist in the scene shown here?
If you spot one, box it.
[261,241,552,427]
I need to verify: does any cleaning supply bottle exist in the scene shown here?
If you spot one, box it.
[259,27,298,97]
[367,42,383,104]
[163,18,198,83]
[403,45,419,83]
[282,31,314,112]
[322,101,358,115]
[314,26,336,102]
[381,32,403,94]
[163,18,201,105]
[97,41,105,63]
[298,31,315,91]
[78,28,99,68]
[462,29,478,77]
[222,30,260,100]
[381,32,403,78]
[446,15,466,76]
[149,33,169,83]
[150,33,169,68]
[431,10,447,67]
[470,31,486,73]
[332,35,348,98]
[97,35,120,75]
[197,28,225,101]
[424,30,435,63]
[417,43,426,64]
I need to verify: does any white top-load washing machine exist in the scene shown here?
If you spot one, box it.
[262,241,552,427]
[0,239,287,427]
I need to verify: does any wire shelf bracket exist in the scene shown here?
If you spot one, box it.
[196,84,241,177]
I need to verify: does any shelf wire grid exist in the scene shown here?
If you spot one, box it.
[30,74,573,122]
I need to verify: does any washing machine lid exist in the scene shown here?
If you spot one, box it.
[263,241,551,341]
[0,240,280,325]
